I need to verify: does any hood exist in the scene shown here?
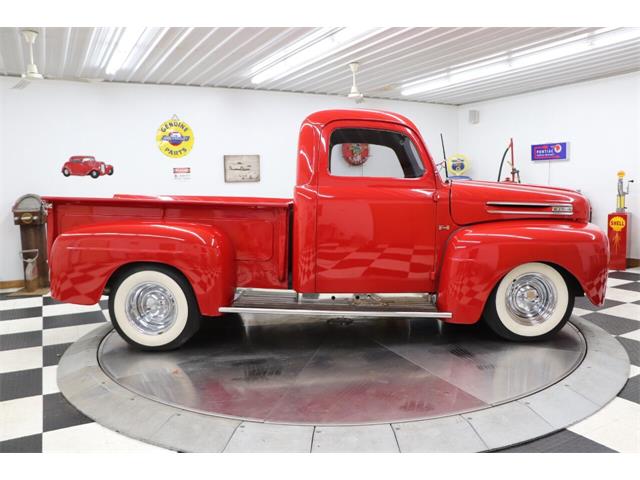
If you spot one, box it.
[449,180,590,226]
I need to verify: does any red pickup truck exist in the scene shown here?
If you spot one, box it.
[44,109,608,350]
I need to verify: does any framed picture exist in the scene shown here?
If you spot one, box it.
[224,155,260,182]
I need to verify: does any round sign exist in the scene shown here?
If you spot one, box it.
[156,118,194,158]
[446,153,471,176]
[342,143,369,166]
[609,216,626,232]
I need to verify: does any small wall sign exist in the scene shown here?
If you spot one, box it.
[156,115,195,158]
[224,155,260,182]
[531,142,569,161]
[61,155,114,179]
[172,167,191,181]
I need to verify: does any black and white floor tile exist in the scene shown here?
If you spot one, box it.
[1,269,639,453]
[0,292,167,452]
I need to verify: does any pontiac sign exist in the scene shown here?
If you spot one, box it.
[531,142,569,161]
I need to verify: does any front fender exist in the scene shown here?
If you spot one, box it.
[49,221,236,316]
[436,221,608,324]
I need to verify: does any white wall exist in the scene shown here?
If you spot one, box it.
[330,144,405,178]
[0,77,458,281]
[458,71,640,258]
[3,72,638,282]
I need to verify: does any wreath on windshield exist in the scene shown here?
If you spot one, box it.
[342,143,369,166]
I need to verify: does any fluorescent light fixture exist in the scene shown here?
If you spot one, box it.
[250,28,372,85]
[98,28,121,70]
[402,27,640,96]
[105,27,146,75]
[591,27,640,47]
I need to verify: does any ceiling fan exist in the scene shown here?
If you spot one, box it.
[347,62,365,103]
[11,29,104,90]
[12,30,44,90]
[345,62,401,103]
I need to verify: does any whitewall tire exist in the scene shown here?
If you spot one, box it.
[108,265,201,350]
[484,262,574,341]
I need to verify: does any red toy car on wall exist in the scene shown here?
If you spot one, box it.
[44,110,609,351]
[61,156,114,178]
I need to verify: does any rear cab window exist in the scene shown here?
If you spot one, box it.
[329,128,425,179]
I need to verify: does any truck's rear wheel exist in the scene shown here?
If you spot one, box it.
[483,262,574,341]
[108,265,201,350]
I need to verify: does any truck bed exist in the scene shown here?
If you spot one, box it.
[43,194,293,289]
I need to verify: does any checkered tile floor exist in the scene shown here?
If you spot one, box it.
[1,270,639,453]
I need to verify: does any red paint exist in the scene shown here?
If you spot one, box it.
[45,196,290,315]
[607,212,629,270]
[314,118,438,293]
[450,180,590,225]
[49,221,236,316]
[45,109,609,324]
[436,221,609,323]
[62,156,113,177]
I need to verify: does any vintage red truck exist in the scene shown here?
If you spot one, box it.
[62,155,114,178]
[44,109,609,350]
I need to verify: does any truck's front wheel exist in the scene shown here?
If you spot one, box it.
[108,265,201,350]
[483,262,574,341]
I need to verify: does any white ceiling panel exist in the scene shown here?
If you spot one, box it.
[1,27,638,105]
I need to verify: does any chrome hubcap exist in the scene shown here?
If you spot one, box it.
[125,282,177,335]
[506,273,557,326]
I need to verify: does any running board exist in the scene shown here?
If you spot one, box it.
[219,289,452,319]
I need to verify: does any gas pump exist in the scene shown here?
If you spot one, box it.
[607,171,634,270]
[12,194,50,291]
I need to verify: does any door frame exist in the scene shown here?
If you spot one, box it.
[314,119,441,293]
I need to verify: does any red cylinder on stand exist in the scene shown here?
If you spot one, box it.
[607,212,629,270]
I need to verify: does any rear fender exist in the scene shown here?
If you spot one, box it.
[436,221,608,324]
[49,221,236,316]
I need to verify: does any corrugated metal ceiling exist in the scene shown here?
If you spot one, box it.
[0,27,638,105]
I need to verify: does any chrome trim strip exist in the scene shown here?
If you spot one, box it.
[234,288,430,297]
[486,201,572,208]
[219,306,452,318]
[233,289,435,304]
[236,288,298,294]
[300,292,432,301]
[486,210,573,216]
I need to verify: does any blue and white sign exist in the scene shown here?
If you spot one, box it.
[531,142,569,161]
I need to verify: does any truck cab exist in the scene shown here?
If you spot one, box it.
[44,109,609,351]
[292,110,440,295]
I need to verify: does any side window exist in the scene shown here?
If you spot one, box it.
[329,128,425,179]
